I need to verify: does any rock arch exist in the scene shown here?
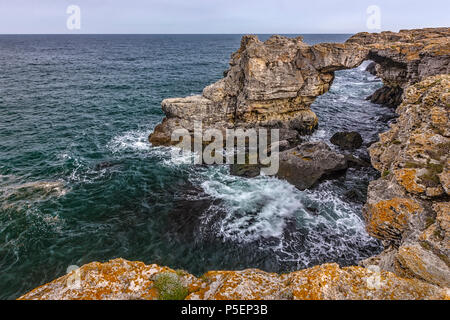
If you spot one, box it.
[149,28,450,146]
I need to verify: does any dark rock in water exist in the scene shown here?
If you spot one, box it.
[306,206,319,215]
[377,113,397,123]
[365,61,378,76]
[366,85,403,107]
[230,163,261,178]
[95,161,119,170]
[277,142,348,190]
[344,154,371,168]
[330,132,363,150]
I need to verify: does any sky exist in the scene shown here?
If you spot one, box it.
[0,0,448,34]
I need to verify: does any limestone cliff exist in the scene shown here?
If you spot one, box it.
[150,28,450,146]
[361,75,450,288]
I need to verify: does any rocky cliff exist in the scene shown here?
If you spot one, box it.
[149,28,450,146]
[19,28,450,300]
[361,74,450,288]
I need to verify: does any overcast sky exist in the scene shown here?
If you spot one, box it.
[0,0,448,34]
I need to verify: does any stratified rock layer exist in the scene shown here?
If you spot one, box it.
[19,259,448,300]
[150,28,450,146]
[362,75,450,288]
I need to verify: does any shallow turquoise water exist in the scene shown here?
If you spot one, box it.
[0,34,394,299]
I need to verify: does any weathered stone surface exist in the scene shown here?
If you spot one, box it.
[17,258,200,300]
[364,75,450,288]
[369,75,449,200]
[395,243,450,287]
[19,259,448,300]
[330,131,363,150]
[364,195,423,243]
[276,142,348,190]
[283,263,447,300]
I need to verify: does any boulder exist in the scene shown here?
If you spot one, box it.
[277,142,348,190]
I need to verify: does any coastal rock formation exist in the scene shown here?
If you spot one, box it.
[350,28,450,107]
[19,259,448,300]
[19,28,450,300]
[150,28,450,147]
[149,35,367,146]
[362,75,450,287]
[277,142,348,190]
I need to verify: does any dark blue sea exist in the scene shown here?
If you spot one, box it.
[0,34,395,299]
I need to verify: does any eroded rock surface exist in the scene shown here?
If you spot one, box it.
[19,28,450,300]
[19,259,448,300]
[362,75,450,288]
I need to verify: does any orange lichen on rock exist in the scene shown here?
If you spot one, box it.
[18,258,199,300]
[396,243,450,287]
[19,259,449,300]
[394,169,426,194]
[433,202,450,234]
[283,263,448,300]
[364,197,422,241]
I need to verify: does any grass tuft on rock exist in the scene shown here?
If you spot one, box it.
[153,272,188,300]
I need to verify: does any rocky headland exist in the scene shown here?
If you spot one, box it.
[20,28,449,300]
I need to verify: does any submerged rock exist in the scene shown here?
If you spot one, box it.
[277,142,348,190]
[229,163,261,178]
[330,131,363,150]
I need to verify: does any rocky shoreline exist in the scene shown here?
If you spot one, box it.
[19,28,449,300]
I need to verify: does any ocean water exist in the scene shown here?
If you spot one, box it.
[0,34,395,299]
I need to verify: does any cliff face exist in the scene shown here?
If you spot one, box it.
[361,75,450,287]
[150,28,450,146]
[353,28,450,106]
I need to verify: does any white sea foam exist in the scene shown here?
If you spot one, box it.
[200,173,303,241]
[193,165,377,267]
[108,128,152,154]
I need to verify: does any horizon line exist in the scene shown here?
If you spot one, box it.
[0,32,357,36]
